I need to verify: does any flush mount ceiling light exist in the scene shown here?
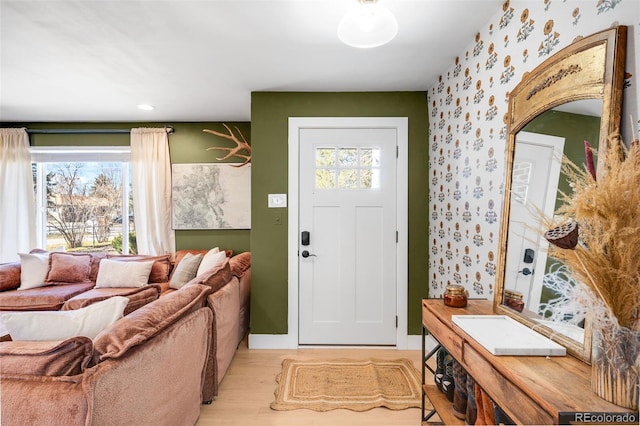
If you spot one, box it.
[337,0,398,49]
[137,104,155,111]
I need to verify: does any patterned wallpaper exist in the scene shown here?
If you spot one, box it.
[428,0,640,299]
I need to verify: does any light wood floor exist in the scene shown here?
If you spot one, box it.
[197,339,425,426]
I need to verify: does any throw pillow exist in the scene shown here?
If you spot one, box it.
[88,252,108,282]
[95,259,155,288]
[106,254,172,283]
[169,253,204,290]
[0,296,128,341]
[0,262,21,292]
[229,252,251,277]
[196,248,226,277]
[45,252,92,284]
[197,259,232,293]
[173,249,207,268]
[17,252,50,290]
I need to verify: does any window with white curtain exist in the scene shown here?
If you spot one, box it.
[30,146,135,254]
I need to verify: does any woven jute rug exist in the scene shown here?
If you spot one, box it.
[270,358,422,412]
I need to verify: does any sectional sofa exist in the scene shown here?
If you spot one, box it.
[1,283,213,425]
[0,248,251,424]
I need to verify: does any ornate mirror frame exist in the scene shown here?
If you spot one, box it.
[494,26,627,362]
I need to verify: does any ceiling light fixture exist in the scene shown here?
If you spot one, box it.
[137,104,155,111]
[337,0,398,49]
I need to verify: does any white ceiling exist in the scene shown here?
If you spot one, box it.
[0,0,501,123]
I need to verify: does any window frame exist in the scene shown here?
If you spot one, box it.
[30,146,132,253]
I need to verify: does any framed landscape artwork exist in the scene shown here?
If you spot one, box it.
[171,163,251,229]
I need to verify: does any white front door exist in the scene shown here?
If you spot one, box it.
[506,131,564,311]
[297,126,398,345]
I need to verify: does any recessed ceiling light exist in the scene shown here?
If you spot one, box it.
[137,104,155,111]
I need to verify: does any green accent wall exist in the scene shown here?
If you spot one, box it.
[9,92,431,337]
[15,121,251,254]
[523,109,601,210]
[250,92,429,335]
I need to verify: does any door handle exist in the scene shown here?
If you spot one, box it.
[301,250,316,258]
[518,267,533,276]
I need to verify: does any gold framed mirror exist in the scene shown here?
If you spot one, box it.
[494,26,627,362]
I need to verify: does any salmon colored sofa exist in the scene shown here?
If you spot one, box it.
[0,249,251,406]
[1,284,213,425]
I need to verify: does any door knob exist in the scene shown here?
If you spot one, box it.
[518,267,533,276]
[301,250,316,258]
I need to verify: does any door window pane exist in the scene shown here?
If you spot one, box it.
[315,169,336,189]
[512,161,532,204]
[315,146,382,190]
[315,148,336,167]
[360,169,378,189]
[360,148,381,167]
[337,148,358,167]
[338,169,359,189]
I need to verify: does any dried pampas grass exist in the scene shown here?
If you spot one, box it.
[546,134,640,331]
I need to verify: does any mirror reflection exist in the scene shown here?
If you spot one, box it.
[495,25,627,362]
[502,99,602,345]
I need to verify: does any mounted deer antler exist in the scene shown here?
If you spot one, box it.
[203,123,251,167]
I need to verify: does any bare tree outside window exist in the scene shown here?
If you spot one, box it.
[45,163,124,250]
[90,171,121,243]
[31,146,134,254]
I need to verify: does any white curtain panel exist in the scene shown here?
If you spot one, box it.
[130,128,175,256]
[0,128,36,263]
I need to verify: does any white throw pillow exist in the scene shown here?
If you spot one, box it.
[169,253,204,290]
[0,296,128,341]
[196,248,226,276]
[18,252,50,290]
[95,259,154,288]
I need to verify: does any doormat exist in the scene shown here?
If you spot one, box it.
[270,358,422,412]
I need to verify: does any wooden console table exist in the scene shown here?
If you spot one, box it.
[421,299,633,425]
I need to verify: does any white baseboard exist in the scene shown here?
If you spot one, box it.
[423,334,439,352]
[406,334,438,351]
[406,334,422,350]
[248,333,435,351]
[248,333,297,349]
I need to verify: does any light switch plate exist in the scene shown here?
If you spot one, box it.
[268,194,287,208]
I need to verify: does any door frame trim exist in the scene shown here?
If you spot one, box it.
[286,117,409,349]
